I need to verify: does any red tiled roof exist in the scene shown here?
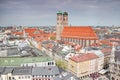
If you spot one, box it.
[24,28,37,34]
[70,53,98,62]
[61,26,98,40]
[24,28,49,37]
[99,40,112,46]
[29,34,47,37]
[13,32,23,35]
[107,38,120,42]
[101,48,112,55]
[39,30,44,33]
[34,37,48,42]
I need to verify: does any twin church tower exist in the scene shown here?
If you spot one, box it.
[56,11,98,47]
[56,11,68,40]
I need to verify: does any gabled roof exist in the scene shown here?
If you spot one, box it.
[12,67,32,75]
[70,53,98,62]
[101,47,112,56]
[3,67,14,74]
[24,28,37,34]
[13,32,23,35]
[33,30,44,34]
[34,37,48,42]
[99,40,112,46]
[61,26,98,40]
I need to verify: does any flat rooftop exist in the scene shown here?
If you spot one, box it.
[0,56,53,66]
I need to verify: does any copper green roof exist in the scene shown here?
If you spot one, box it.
[57,11,62,15]
[0,56,53,66]
[63,12,68,15]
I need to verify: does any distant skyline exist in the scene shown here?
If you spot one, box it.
[0,0,120,26]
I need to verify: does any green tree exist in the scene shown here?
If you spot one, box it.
[50,36,56,40]
[56,59,67,70]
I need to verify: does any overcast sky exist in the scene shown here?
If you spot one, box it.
[0,0,120,26]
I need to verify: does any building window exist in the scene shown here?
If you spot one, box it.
[18,76,21,79]
[112,77,115,80]
[52,62,54,65]
[22,76,24,79]
[114,64,117,67]
[25,76,27,79]
[35,64,37,67]
[48,62,50,65]
[61,17,62,20]
[45,75,47,77]
[48,75,50,77]
[9,77,11,80]
[71,65,74,68]
[12,77,15,79]
[28,76,30,78]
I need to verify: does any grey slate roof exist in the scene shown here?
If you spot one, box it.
[53,72,79,80]
[54,77,62,80]
[32,48,45,56]
[7,48,18,56]
[0,67,5,75]
[3,67,14,74]
[32,66,60,76]
[12,67,32,75]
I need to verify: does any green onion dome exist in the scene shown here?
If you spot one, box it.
[63,12,68,15]
[57,11,62,15]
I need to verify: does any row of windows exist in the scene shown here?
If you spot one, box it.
[61,38,95,46]
[9,76,31,80]
[22,61,54,67]
[18,76,31,79]
[57,23,68,25]
[48,62,54,65]
[33,79,50,80]
[33,75,54,78]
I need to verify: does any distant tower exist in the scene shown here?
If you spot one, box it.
[63,12,68,26]
[110,43,115,63]
[109,43,115,78]
[56,11,68,40]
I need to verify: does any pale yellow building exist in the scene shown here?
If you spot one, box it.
[68,53,99,79]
